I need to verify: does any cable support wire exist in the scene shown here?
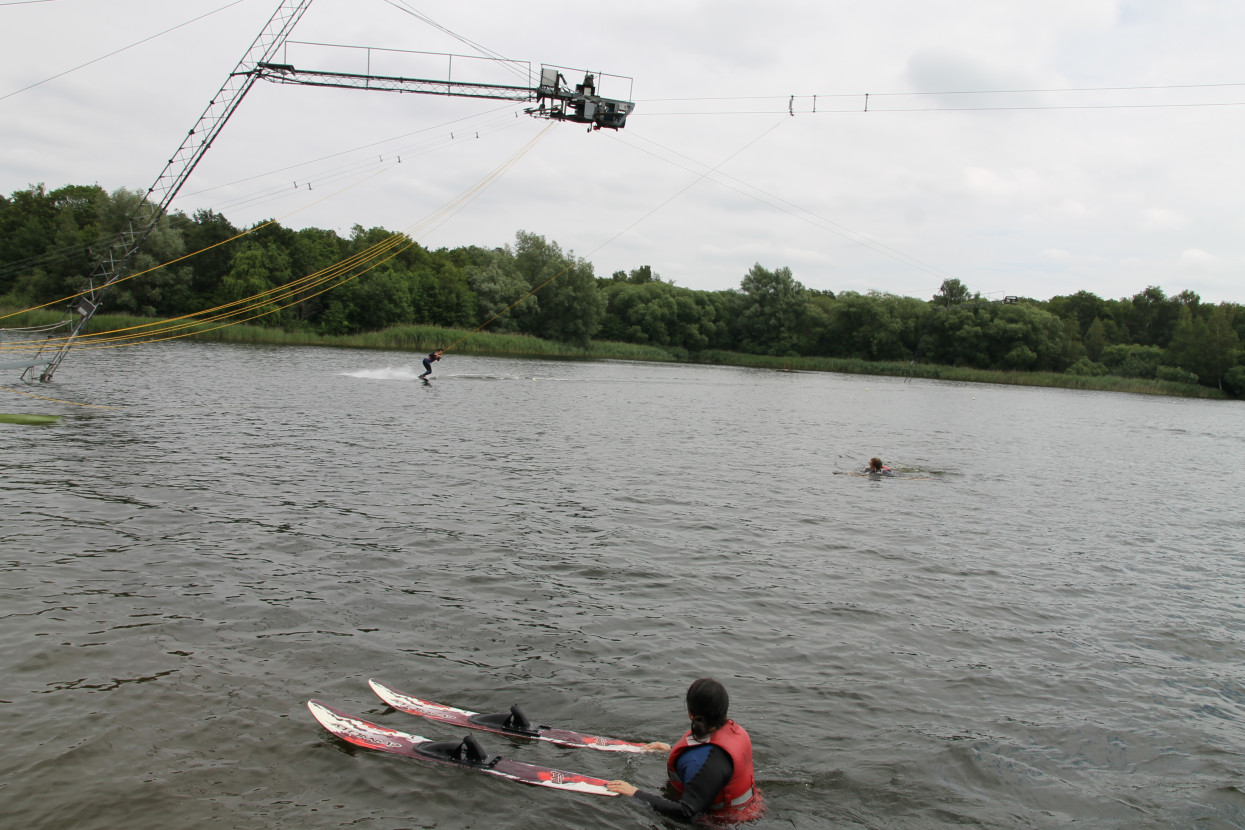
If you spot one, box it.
[638,80,1245,115]
[0,231,127,282]
[0,0,248,102]
[67,240,412,350]
[0,219,278,329]
[4,225,420,352]
[0,321,69,334]
[380,0,530,85]
[0,119,508,342]
[2,3,527,298]
[639,100,1245,117]
[0,109,523,294]
[204,110,523,217]
[608,128,959,284]
[0,159,391,339]
[446,122,793,352]
[7,215,423,349]
[182,105,517,202]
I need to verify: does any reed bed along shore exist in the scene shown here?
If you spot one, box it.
[1,308,1228,400]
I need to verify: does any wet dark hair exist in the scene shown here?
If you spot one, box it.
[686,678,729,739]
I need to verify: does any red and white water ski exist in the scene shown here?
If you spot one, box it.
[368,678,658,753]
[307,699,618,796]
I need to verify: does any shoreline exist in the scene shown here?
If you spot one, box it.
[1,309,1230,401]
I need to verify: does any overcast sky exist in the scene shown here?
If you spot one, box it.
[3,0,1245,304]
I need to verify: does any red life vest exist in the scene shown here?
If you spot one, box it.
[666,720,756,812]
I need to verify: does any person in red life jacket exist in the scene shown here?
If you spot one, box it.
[419,349,443,379]
[607,678,758,822]
[866,457,893,476]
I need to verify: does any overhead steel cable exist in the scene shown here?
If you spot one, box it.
[180,104,518,199]
[640,79,1245,105]
[0,160,401,334]
[0,0,249,101]
[0,220,275,326]
[442,120,791,351]
[382,0,531,84]
[3,122,555,354]
[639,77,1245,113]
[611,130,961,284]
[204,110,525,216]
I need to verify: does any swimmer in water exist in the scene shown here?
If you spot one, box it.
[866,457,893,476]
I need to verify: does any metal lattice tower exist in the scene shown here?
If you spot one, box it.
[28,0,315,382]
[22,0,633,382]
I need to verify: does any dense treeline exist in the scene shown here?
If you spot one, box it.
[3,182,1243,397]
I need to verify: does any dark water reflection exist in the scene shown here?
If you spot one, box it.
[2,342,1243,829]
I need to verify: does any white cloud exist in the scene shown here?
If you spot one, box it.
[1179,248,1217,267]
[962,166,1047,206]
[1141,208,1190,231]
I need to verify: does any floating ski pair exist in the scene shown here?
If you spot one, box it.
[308,679,659,796]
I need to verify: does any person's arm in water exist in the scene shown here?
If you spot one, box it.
[608,745,733,822]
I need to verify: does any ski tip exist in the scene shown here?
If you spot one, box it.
[307,699,335,731]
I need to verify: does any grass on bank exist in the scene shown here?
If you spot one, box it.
[0,308,1230,400]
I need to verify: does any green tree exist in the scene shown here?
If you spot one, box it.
[286,226,347,325]
[1065,357,1108,376]
[1046,290,1106,337]
[609,265,661,284]
[704,290,744,350]
[1057,311,1085,367]
[932,278,972,307]
[97,187,192,317]
[816,291,921,361]
[0,184,59,298]
[1125,285,1181,347]
[736,263,809,355]
[600,280,676,345]
[178,208,240,304]
[354,266,414,331]
[672,289,720,351]
[598,279,720,351]
[0,183,114,304]
[218,239,291,323]
[917,301,1063,370]
[410,263,476,328]
[466,253,538,333]
[509,231,603,345]
[1223,365,1245,397]
[1100,344,1164,378]
[1168,304,1240,389]
[1083,317,1108,362]
[534,256,603,345]
[984,304,1064,371]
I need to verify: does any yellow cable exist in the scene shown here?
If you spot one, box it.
[0,162,394,329]
[7,123,557,358]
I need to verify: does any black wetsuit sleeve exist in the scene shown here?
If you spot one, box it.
[632,746,733,822]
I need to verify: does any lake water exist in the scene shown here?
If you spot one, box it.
[2,341,1243,829]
